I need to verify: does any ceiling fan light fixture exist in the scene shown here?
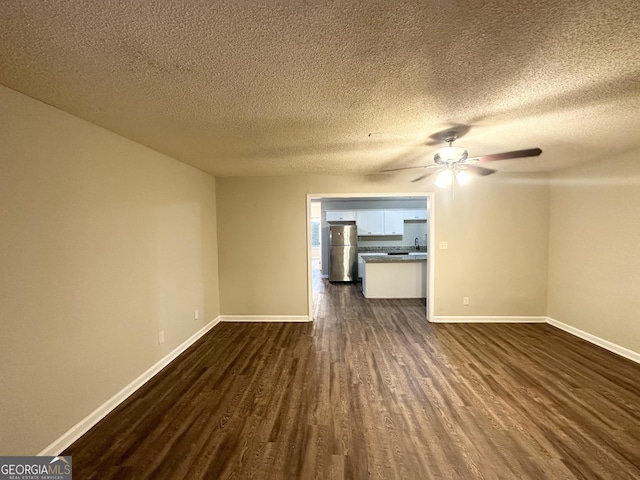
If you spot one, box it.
[434,169,453,188]
[434,146,468,164]
[456,170,472,185]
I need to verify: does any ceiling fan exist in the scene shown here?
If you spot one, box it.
[380,131,542,187]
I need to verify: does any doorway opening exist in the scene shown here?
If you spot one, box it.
[306,193,434,322]
[310,201,322,272]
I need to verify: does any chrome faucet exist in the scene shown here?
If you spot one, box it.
[414,237,419,251]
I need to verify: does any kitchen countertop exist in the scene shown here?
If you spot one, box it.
[358,246,427,253]
[362,254,427,263]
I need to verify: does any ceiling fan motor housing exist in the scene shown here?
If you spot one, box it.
[434,146,468,164]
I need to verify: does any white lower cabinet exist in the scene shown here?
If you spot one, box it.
[363,260,428,299]
[358,253,385,278]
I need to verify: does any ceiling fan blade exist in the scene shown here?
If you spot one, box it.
[411,169,441,182]
[465,165,496,176]
[380,165,427,173]
[471,147,542,163]
[380,164,440,173]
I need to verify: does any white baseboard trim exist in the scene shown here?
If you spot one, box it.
[37,312,637,456]
[220,315,310,323]
[546,317,640,365]
[431,315,640,365]
[432,315,547,323]
[38,316,222,456]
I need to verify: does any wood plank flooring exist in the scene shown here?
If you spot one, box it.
[64,271,640,479]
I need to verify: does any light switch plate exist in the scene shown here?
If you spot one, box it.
[439,241,449,250]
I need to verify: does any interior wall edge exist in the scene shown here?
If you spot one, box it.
[37,317,222,456]
[546,316,640,365]
[220,315,310,323]
[431,316,547,323]
[432,315,640,364]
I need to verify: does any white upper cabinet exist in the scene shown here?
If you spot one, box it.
[383,211,404,235]
[356,210,384,235]
[403,209,428,221]
[328,207,426,235]
[326,211,356,222]
[357,210,404,236]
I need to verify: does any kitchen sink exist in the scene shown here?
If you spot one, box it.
[388,251,410,255]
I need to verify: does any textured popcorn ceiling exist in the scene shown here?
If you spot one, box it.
[1,1,639,177]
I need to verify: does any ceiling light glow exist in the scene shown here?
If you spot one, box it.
[456,170,472,185]
[435,169,453,188]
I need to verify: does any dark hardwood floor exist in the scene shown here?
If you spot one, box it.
[65,269,640,479]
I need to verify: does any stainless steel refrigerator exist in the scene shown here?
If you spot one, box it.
[329,225,358,282]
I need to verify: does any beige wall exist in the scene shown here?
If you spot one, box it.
[0,86,220,454]
[217,177,309,315]
[433,174,549,316]
[216,174,550,317]
[548,150,640,353]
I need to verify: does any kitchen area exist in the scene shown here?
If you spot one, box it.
[320,196,429,301]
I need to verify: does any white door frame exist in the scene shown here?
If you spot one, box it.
[306,192,435,322]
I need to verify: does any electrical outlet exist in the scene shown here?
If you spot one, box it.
[158,331,165,344]
[463,297,470,306]
[194,309,199,321]
[439,241,449,250]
